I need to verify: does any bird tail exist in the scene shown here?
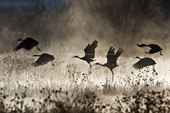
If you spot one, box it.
[137,44,148,47]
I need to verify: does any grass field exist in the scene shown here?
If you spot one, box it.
[0,52,170,113]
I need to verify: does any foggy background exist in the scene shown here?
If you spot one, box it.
[0,1,170,112]
[0,0,170,56]
[0,0,170,83]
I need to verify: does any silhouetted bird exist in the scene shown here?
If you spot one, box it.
[133,57,156,71]
[95,47,123,81]
[73,40,98,67]
[14,37,41,51]
[137,44,162,55]
[33,53,55,66]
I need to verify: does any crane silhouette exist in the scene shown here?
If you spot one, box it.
[137,44,162,55]
[133,57,156,72]
[95,47,123,81]
[14,37,41,51]
[33,53,55,67]
[73,40,98,67]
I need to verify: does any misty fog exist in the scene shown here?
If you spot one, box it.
[0,0,170,82]
[0,0,170,56]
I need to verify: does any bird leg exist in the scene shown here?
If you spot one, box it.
[152,65,158,76]
[51,62,55,66]
[88,65,92,75]
[153,65,156,72]
[37,47,41,51]
[110,69,114,83]
[160,51,163,56]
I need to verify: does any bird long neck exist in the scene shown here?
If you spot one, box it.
[135,56,141,60]
[78,56,84,60]
[74,56,83,60]
[138,44,148,47]
[33,55,41,57]
[141,44,148,46]
[96,63,106,67]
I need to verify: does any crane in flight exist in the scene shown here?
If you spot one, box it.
[133,57,156,72]
[137,44,162,55]
[14,37,41,51]
[73,40,98,74]
[95,47,123,81]
[33,53,55,67]
[73,40,98,67]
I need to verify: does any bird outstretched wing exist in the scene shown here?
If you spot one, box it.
[84,40,98,59]
[14,41,24,51]
[33,53,55,66]
[14,38,39,51]
[133,57,156,69]
[107,47,123,65]
[106,47,115,63]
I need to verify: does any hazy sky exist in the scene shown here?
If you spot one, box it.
[0,0,66,7]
